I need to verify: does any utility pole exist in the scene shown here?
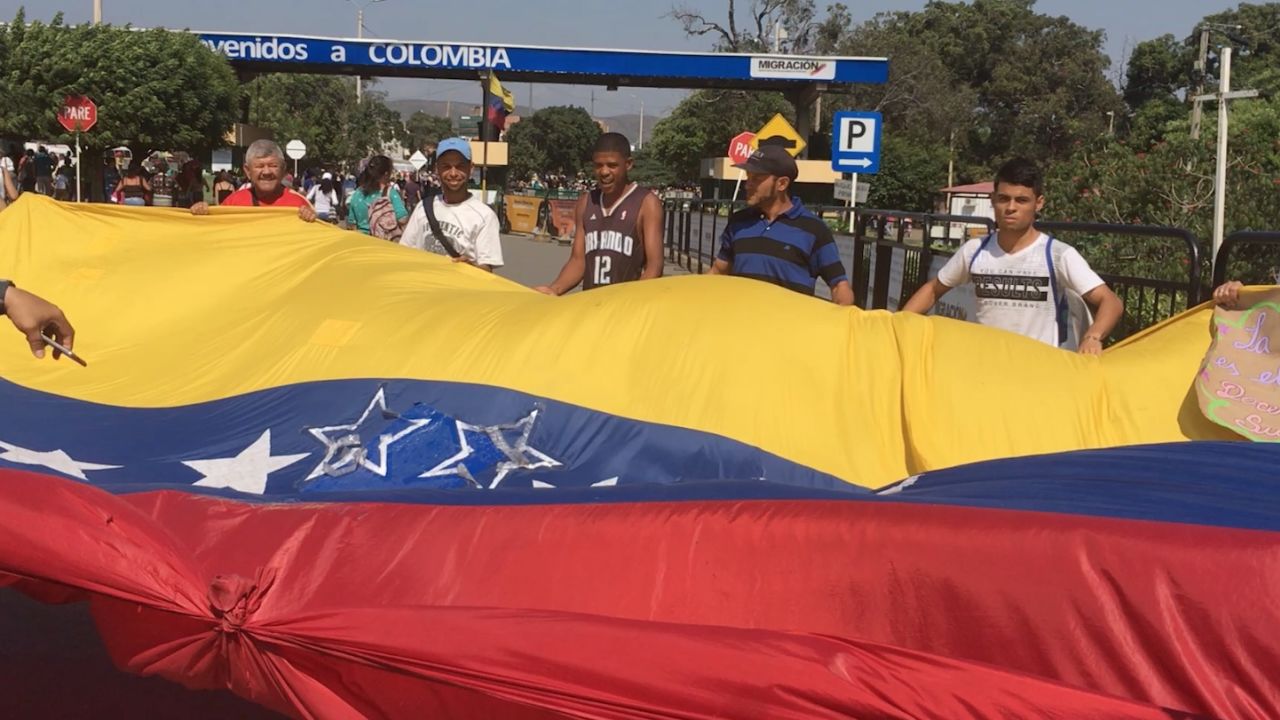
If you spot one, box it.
[1195,46,1259,274]
[356,9,365,102]
[623,93,645,149]
[1190,27,1211,140]
[946,129,956,189]
[93,0,101,23]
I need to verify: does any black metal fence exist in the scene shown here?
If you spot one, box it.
[663,199,726,274]
[849,210,995,310]
[1036,222,1202,341]
[1212,231,1280,289]
[662,198,1216,341]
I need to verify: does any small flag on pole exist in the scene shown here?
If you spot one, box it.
[485,74,516,132]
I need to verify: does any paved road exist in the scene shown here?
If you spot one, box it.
[494,233,573,288]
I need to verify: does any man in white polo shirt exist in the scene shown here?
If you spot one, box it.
[399,138,504,272]
[903,157,1123,355]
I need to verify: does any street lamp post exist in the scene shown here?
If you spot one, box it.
[349,0,385,102]
[624,93,645,150]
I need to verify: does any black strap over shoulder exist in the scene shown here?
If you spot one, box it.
[423,195,465,258]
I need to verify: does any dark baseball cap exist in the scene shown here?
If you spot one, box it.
[734,145,798,180]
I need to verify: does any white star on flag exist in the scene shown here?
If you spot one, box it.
[0,440,120,481]
[419,409,561,489]
[531,478,618,490]
[305,388,431,480]
[184,429,309,495]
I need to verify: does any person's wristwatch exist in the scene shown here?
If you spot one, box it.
[0,280,11,316]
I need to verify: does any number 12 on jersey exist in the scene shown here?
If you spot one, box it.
[593,255,613,286]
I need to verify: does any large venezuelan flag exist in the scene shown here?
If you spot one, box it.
[0,195,1274,719]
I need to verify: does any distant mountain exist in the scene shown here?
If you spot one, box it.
[386,99,658,146]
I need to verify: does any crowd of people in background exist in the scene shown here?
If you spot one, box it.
[0,145,82,201]
[0,140,446,223]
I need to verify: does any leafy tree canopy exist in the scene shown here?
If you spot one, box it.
[0,10,240,156]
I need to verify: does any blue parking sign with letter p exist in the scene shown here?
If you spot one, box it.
[832,110,882,174]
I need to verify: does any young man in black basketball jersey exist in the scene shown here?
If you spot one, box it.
[535,133,663,295]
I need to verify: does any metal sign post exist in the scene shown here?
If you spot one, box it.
[75,131,81,202]
[847,172,857,232]
[58,95,97,202]
[834,174,866,231]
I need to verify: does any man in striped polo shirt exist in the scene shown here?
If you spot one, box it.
[710,146,852,305]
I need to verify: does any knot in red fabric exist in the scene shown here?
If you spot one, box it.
[208,567,277,631]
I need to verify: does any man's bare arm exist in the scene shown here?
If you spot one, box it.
[1078,284,1124,355]
[535,195,589,295]
[639,193,664,280]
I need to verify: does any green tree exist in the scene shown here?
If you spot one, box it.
[646,90,793,183]
[0,10,239,157]
[1197,3,1280,98]
[246,74,403,169]
[628,147,678,188]
[403,112,453,152]
[913,1,1121,165]
[819,13,976,142]
[505,106,600,181]
[1046,98,1280,286]
[1124,34,1191,110]
[863,136,949,211]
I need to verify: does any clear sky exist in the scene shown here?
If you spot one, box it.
[1,0,1244,117]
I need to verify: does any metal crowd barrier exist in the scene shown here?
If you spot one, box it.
[660,200,1210,340]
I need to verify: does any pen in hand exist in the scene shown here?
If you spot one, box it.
[40,334,87,367]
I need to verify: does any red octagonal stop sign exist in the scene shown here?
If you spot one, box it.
[727,131,756,166]
[58,95,98,133]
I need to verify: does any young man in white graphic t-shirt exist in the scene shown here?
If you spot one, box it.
[400,138,504,271]
[903,158,1123,355]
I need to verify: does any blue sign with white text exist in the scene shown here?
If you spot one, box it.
[832,111,882,174]
[195,33,889,89]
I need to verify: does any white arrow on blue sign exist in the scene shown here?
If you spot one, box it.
[831,110,882,174]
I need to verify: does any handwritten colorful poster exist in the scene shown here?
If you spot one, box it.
[1197,288,1280,441]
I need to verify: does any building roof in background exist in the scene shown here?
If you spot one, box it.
[941,182,994,194]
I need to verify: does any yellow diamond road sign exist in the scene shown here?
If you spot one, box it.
[753,113,806,157]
